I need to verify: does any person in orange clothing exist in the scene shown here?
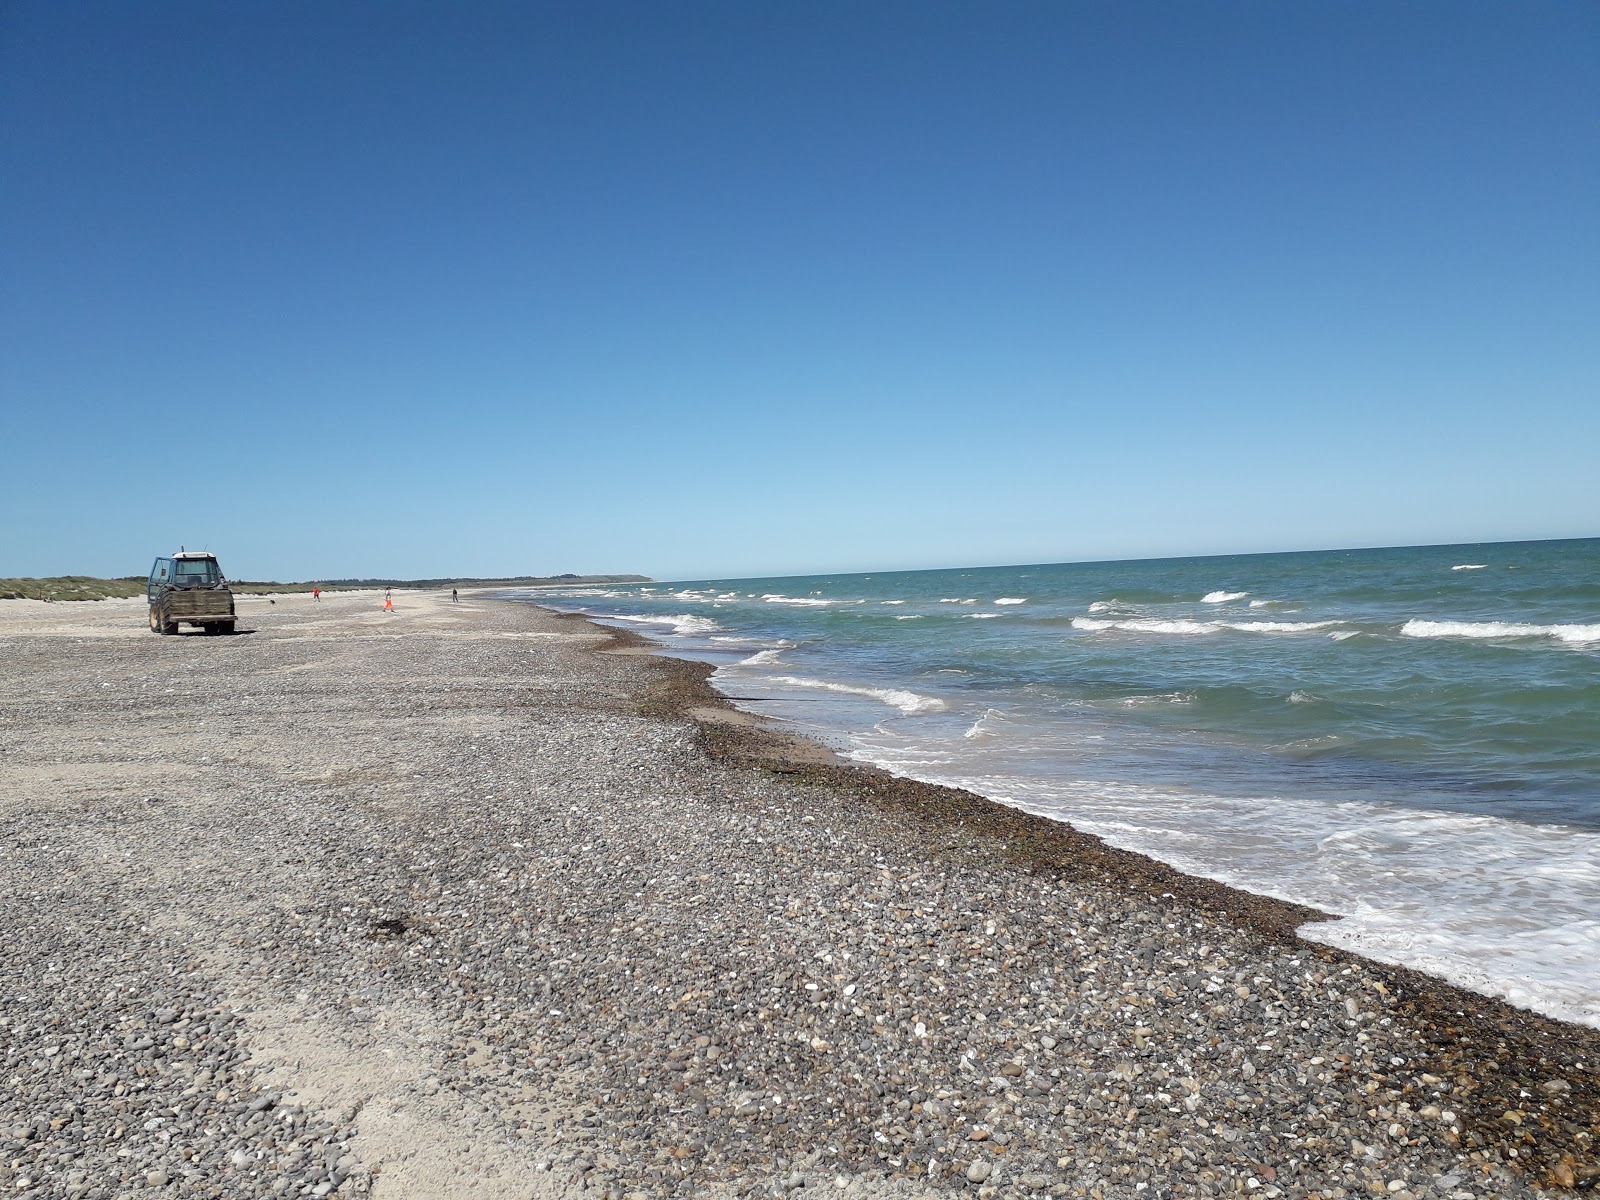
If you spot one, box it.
[383,594,394,613]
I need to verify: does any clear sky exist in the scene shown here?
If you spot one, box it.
[3,1,1596,582]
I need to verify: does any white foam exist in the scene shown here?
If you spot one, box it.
[966,613,1001,619]
[1452,564,1488,571]
[963,708,1012,740]
[1118,692,1195,707]
[1401,619,1600,645]
[766,675,947,715]
[1202,590,1250,603]
[939,598,980,604]
[881,600,907,605]
[605,613,722,636]
[1087,600,1120,613]
[1229,620,1341,633]
[894,615,923,620]
[994,597,1028,605]
[1287,690,1321,704]
[1073,617,1339,636]
[1074,617,1216,634]
[1328,630,1360,641]
[762,594,839,607]
[741,649,784,665]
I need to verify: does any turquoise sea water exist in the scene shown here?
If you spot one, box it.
[522,538,1600,1027]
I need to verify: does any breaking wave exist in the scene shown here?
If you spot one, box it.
[1401,620,1600,645]
[605,613,723,636]
[1072,617,1339,636]
[766,675,947,714]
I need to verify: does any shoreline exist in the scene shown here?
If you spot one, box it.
[1,589,1594,1198]
[541,603,1600,1189]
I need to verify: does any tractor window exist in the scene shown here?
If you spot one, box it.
[173,559,221,585]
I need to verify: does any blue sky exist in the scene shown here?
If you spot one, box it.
[3,1,1596,582]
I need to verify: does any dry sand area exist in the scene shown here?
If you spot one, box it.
[1,590,1596,1200]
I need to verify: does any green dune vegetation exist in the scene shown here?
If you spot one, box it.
[1,574,651,601]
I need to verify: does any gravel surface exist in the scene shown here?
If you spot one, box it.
[1,591,1595,1199]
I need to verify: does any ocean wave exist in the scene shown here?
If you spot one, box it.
[606,613,722,636]
[1401,619,1600,645]
[762,594,838,607]
[1451,564,1488,571]
[994,597,1028,605]
[963,708,1012,740]
[1230,620,1341,633]
[766,675,947,714]
[966,613,1001,619]
[1072,617,1338,636]
[1287,690,1322,705]
[881,600,906,605]
[1087,600,1122,613]
[740,649,784,665]
[1328,630,1360,641]
[939,598,980,604]
[894,615,923,620]
[1202,590,1250,603]
[1119,692,1195,707]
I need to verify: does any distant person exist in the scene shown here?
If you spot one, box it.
[312,586,321,602]
[451,588,458,603]
[384,594,394,613]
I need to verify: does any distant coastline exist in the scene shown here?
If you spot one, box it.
[0,572,652,602]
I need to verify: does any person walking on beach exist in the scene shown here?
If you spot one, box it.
[312,586,321,602]
[451,588,458,603]
[383,593,394,613]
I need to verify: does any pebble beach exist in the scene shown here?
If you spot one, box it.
[2,590,1596,1200]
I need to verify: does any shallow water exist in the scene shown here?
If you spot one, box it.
[521,538,1600,1027]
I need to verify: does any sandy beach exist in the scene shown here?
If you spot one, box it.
[1,590,1595,1200]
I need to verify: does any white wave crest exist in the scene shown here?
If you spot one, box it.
[963,708,1011,740]
[1202,590,1250,603]
[1230,620,1340,633]
[767,675,947,714]
[606,613,722,636]
[894,615,924,620]
[1328,630,1360,641]
[994,597,1028,605]
[1287,690,1321,704]
[881,600,906,605]
[1087,600,1120,613]
[740,649,784,665]
[966,613,1001,619]
[1401,619,1600,645]
[762,594,838,607]
[1073,617,1338,636]
[1452,564,1488,571]
[939,598,980,604]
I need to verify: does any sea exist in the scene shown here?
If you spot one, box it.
[517,538,1600,1029]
